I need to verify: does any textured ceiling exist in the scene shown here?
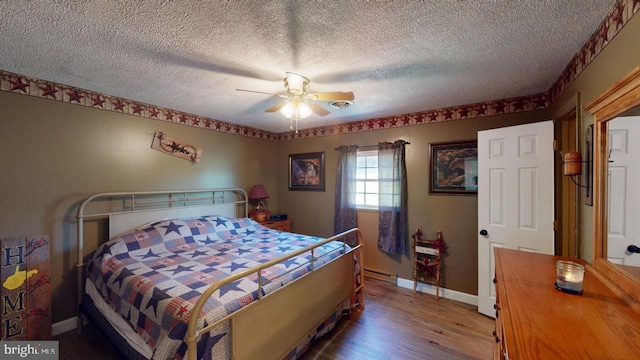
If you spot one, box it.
[0,1,615,133]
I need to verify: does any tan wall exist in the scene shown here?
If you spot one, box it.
[549,12,640,264]
[276,112,547,295]
[0,91,278,322]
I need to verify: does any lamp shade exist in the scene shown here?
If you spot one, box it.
[297,102,312,118]
[249,185,270,200]
[280,102,295,118]
[280,101,312,120]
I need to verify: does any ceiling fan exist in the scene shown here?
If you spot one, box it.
[236,72,354,130]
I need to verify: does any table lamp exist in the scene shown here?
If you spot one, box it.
[249,184,270,222]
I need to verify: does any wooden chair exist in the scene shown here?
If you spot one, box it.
[412,229,444,300]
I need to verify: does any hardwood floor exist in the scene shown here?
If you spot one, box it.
[54,278,494,359]
[300,279,494,360]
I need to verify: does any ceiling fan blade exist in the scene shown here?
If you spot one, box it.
[308,91,355,101]
[236,89,288,98]
[308,102,330,116]
[265,102,287,113]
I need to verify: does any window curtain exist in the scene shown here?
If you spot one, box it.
[377,140,408,254]
[334,145,358,246]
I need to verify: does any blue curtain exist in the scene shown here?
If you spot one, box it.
[377,140,408,254]
[334,145,358,246]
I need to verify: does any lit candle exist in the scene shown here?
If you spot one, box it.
[556,260,585,294]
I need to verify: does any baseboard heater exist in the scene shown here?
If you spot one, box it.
[364,267,397,284]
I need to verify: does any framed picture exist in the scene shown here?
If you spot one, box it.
[429,140,478,194]
[289,152,325,191]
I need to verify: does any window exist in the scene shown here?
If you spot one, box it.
[355,150,378,209]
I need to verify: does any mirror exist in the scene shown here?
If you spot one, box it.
[585,65,640,305]
[607,107,640,279]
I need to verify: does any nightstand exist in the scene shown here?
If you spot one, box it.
[261,219,292,232]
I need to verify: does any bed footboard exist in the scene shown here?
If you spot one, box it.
[186,228,364,360]
[233,251,353,359]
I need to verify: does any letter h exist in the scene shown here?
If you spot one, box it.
[3,246,25,267]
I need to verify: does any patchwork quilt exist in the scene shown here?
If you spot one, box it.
[86,216,350,360]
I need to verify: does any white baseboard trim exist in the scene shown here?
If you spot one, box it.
[52,317,79,336]
[396,277,478,306]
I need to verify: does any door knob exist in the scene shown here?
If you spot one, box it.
[480,229,488,236]
[627,245,640,254]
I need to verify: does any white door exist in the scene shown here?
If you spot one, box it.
[607,116,640,266]
[477,121,555,317]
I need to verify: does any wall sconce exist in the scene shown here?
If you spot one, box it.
[563,151,583,176]
[562,150,591,195]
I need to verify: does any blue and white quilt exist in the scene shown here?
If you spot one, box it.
[86,216,349,359]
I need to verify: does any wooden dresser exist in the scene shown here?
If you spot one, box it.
[493,248,640,359]
[261,219,292,232]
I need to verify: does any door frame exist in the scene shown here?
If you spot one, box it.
[553,93,582,258]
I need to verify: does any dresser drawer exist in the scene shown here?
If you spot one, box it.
[262,219,292,232]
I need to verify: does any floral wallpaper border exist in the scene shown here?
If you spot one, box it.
[1,0,638,142]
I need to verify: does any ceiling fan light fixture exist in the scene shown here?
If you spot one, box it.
[280,102,295,118]
[296,102,312,119]
[280,101,312,120]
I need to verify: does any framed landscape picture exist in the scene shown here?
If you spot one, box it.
[429,140,478,194]
[288,152,325,191]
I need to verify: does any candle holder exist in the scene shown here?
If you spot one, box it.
[554,260,585,295]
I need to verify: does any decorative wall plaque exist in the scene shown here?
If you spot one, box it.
[151,132,202,163]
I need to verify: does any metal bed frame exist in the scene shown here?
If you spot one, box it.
[76,188,364,360]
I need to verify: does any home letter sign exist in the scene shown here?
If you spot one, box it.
[1,235,51,340]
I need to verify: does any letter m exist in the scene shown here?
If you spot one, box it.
[2,292,25,316]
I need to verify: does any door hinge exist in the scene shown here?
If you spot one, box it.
[553,140,558,151]
[553,220,559,231]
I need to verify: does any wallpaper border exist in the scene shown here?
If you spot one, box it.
[1,0,637,142]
